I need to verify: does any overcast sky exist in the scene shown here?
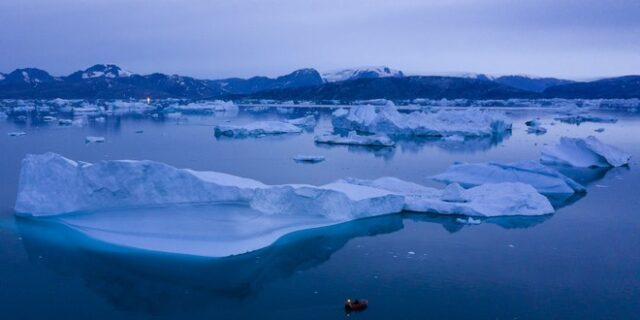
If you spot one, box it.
[1,0,639,80]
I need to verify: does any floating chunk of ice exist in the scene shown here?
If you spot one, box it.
[214,121,303,137]
[331,105,512,138]
[285,115,317,129]
[594,128,605,133]
[293,155,326,163]
[525,119,547,135]
[43,116,57,122]
[541,136,631,167]
[314,131,395,147]
[554,115,617,125]
[8,131,26,137]
[85,136,105,143]
[432,160,586,195]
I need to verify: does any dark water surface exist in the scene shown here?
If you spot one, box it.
[1,107,639,319]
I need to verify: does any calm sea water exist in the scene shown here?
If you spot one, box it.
[1,106,639,319]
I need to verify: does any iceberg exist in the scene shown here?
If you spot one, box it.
[85,136,105,143]
[293,155,326,163]
[343,177,554,217]
[314,131,395,147]
[8,131,26,137]
[15,154,559,256]
[431,161,586,196]
[331,105,512,138]
[214,121,303,137]
[541,136,631,167]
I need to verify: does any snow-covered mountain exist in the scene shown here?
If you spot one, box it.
[1,68,57,85]
[67,64,133,81]
[322,66,404,83]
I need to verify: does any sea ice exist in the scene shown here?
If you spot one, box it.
[540,136,631,167]
[431,161,586,195]
[8,131,26,137]
[331,105,512,138]
[214,121,303,137]
[314,131,395,147]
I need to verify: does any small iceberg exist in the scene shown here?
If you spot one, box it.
[85,136,105,143]
[525,120,547,135]
[314,131,395,147]
[214,121,303,137]
[42,116,57,122]
[293,155,326,163]
[331,105,512,138]
[555,115,617,125]
[431,161,586,195]
[8,131,27,137]
[541,136,631,167]
[285,115,317,129]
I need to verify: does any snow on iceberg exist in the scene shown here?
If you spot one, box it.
[431,161,586,196]
[214,121,303,137]
[343,177,554,217]
[331,105,512,138]
[541,136,631,167]
[314,131,395,147]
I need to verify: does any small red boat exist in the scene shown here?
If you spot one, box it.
[344,298,368,311]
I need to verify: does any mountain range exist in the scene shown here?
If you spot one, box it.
[0,64,638,100]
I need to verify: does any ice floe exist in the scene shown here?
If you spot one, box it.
[541,136,631,167]
[432,161,586,196]
[314,131,395,147]
[85,136,105,143]
[7,131,26,137]
[331,105,512,138]
[293,155,326,163]
[285,115,317,129]
[214,121,303,137]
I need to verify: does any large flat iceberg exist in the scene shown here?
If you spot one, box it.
[541,136,631,167]
[331,105,512,138]
[314,131,395,147]
[15,154,556,256]
[431,161,586,196]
